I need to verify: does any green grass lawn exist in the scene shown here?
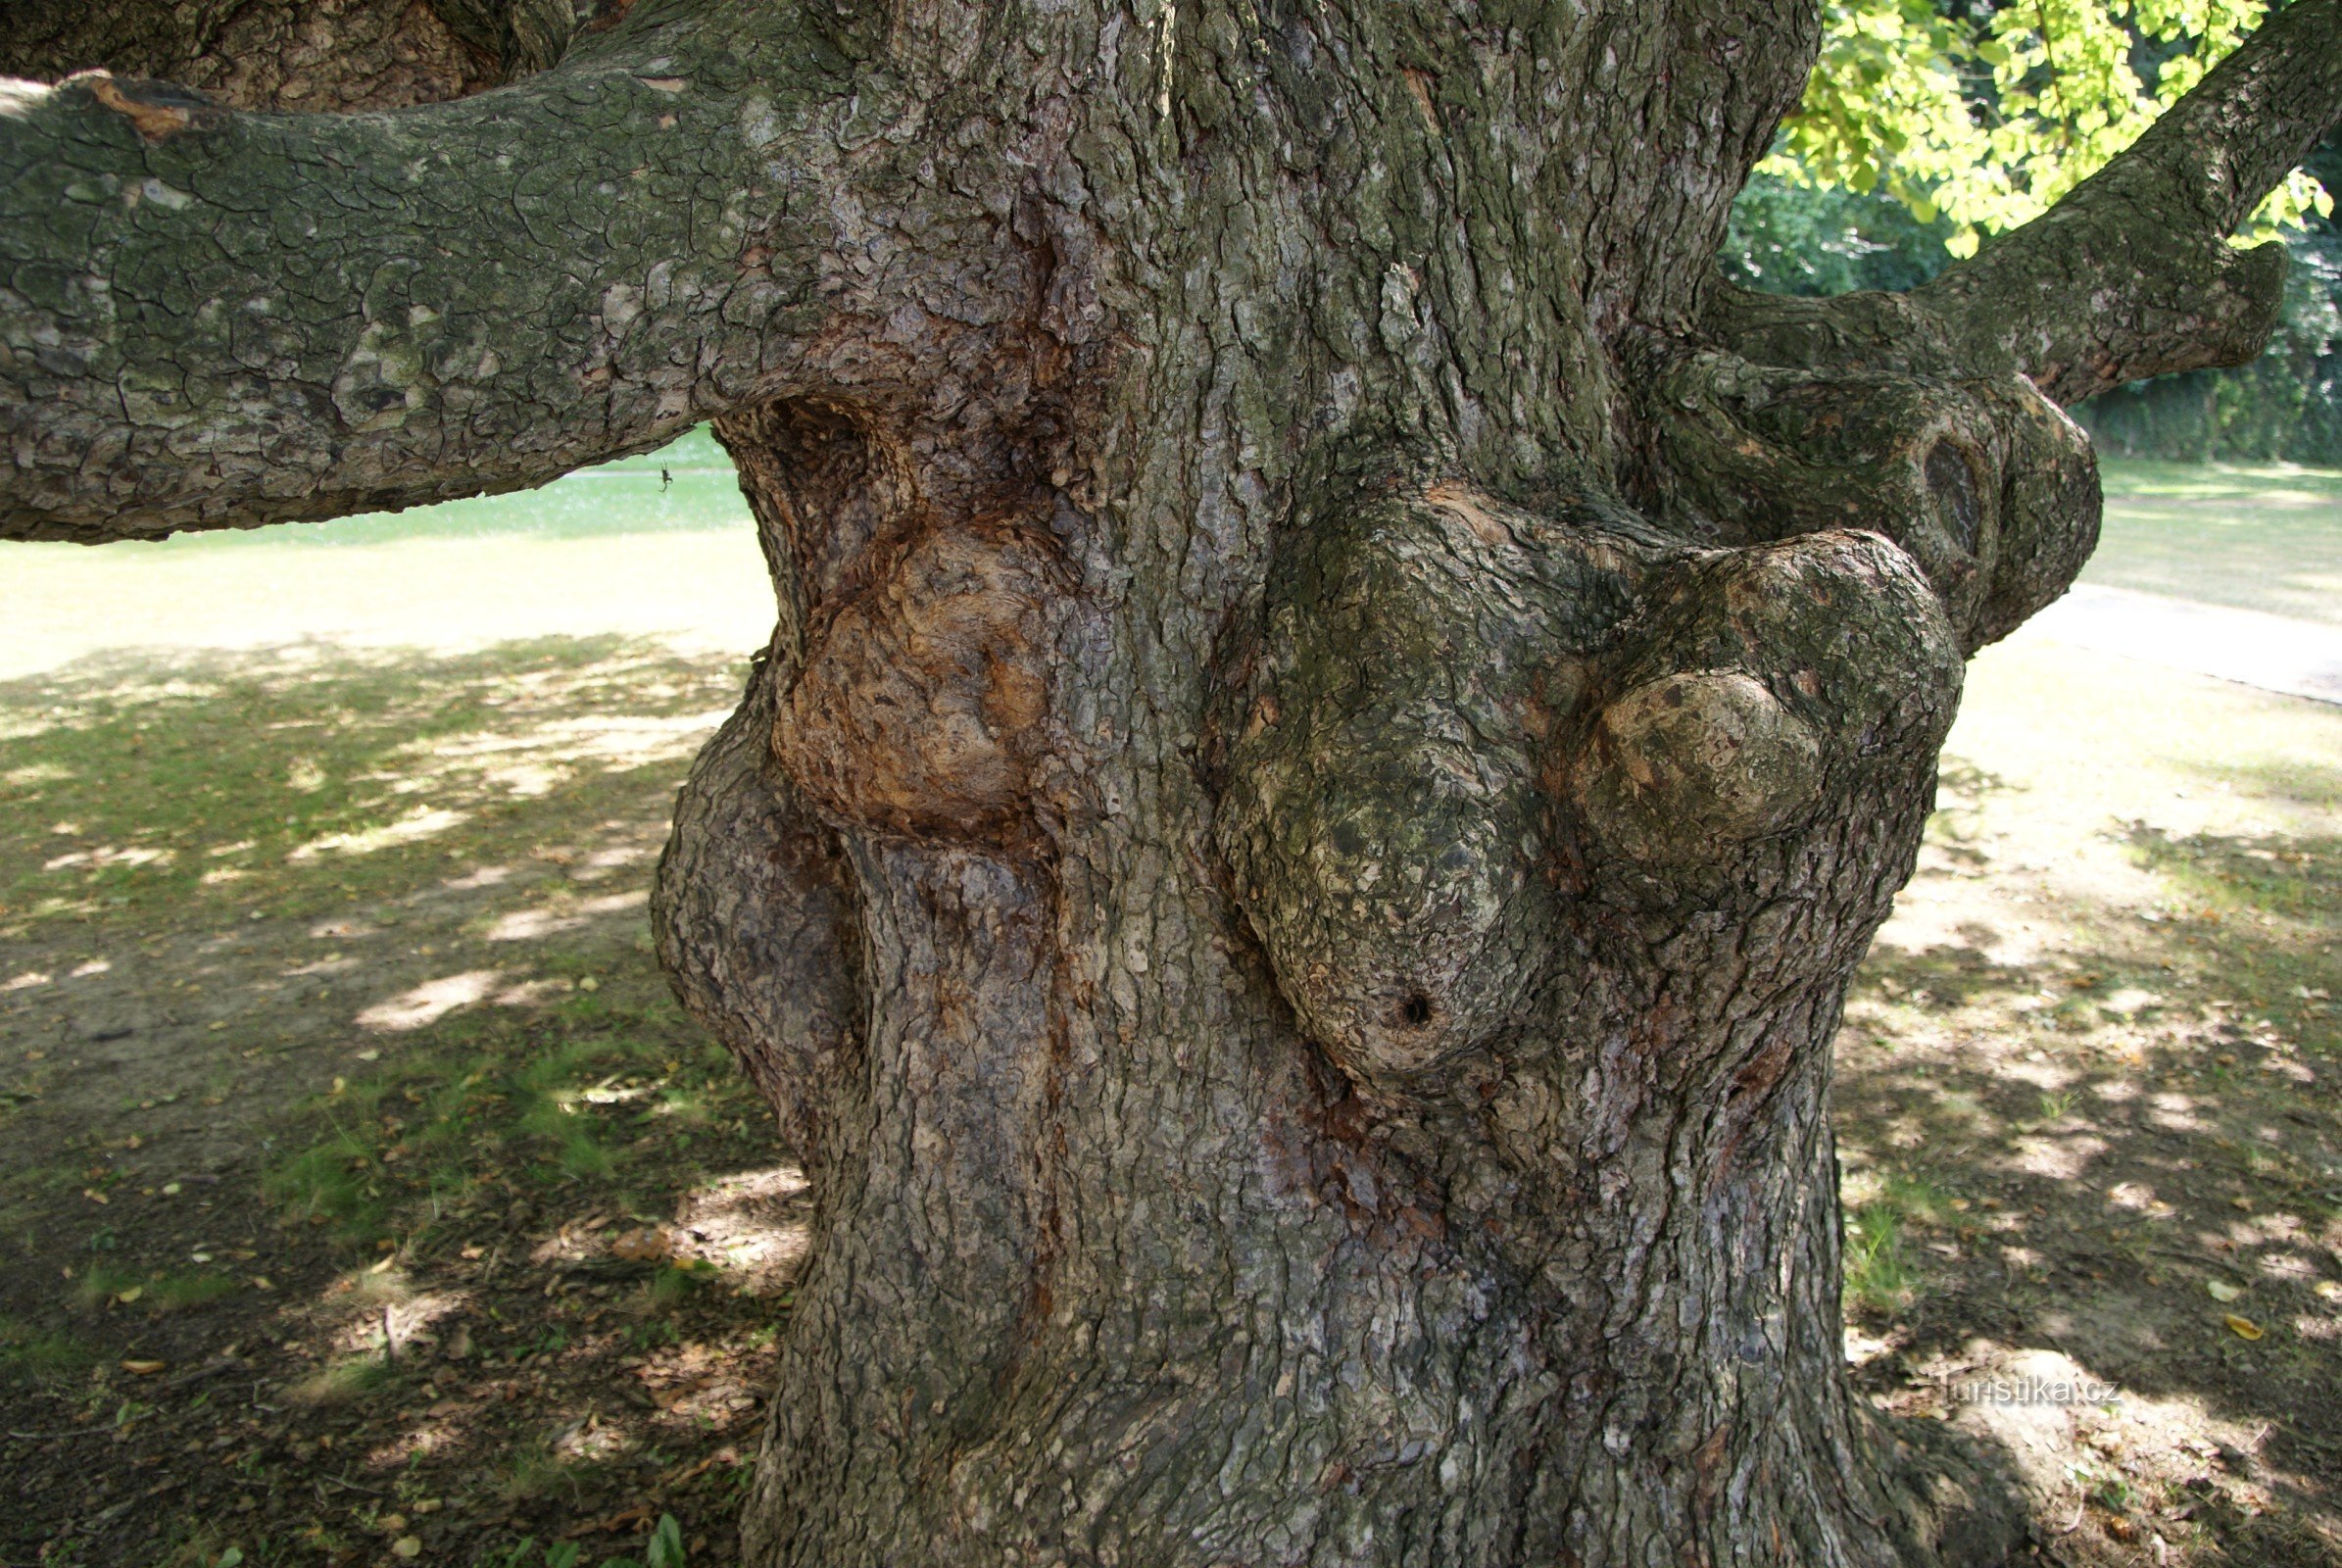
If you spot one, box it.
[2089,458,2342,625]
[3,447,2331,689]
[0,428,774,682]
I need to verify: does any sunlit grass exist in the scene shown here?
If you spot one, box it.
[260,1130,381,1240]
[2085,458,2342,627]
[0,428,770,684]
[286,1351,393,1407]
[1841,1172,1953,1317]
[73,1262,144,1311]
[497,1437,589,1504]
[251,997,759,1251]
[144,1271,238,1311]
[2100,458,2342,504]
[1839,630,2342,1315]
[0,638,747,942]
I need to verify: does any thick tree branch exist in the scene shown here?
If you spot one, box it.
[1927,0,2342,403]
[0,7,980,542]
[0,0,517,111]
[1708,0,2342,407]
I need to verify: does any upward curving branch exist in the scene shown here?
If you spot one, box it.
[0,2,1027,543]
[1709,0,2342,407]
[1931,0,2342,404]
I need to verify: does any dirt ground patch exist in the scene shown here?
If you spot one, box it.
[1,638,797,1568]
[1832,636,2342,1566]
[0,624,2338,1567]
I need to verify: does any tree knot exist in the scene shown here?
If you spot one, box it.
[774,519,1067,849]
[1216,484,1963,1102]
[70,73,229,142]
[1648,344,2102,653]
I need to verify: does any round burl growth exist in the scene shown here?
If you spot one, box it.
[1216,488,1639,1093]
[1225,748,1549,1085]
[1654,351,2102,653]
[1571,671,1821,863]
[774,523,1059,844]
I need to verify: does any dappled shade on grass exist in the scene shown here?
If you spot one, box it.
[0,635,806,1566]
[1832,634,2342,1566]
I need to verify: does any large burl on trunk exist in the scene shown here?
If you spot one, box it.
[6,1,2341,1561]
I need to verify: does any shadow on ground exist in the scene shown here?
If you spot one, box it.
[1836,759,2342,1566]
[0,638,801,1568]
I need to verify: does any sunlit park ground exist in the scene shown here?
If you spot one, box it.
[0,445,2338,1566]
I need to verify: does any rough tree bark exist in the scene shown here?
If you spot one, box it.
[5,2,2340,1562]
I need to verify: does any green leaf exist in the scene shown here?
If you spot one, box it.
[647,1513,689,1568]
[1777,0,2302,244]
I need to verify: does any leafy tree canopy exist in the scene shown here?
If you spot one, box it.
[1779,0,2334,255]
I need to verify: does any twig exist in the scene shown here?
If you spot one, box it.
[5,1428,103,1441]
[160,1357,237,1393]
[319,1472,386,1497]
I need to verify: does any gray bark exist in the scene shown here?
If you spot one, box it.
[0,0,505,113]
[5,2,2341,1563]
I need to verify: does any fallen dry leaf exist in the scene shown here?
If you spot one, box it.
[2224,1314,2264,1342]
[2207,1280,2243,1302]
[120,1358,166,1376]
[610,1226,672,1263]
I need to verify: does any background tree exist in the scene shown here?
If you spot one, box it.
[3,2,2339,1563]
[1750,0,2342,463]
[1778,0,2331,256]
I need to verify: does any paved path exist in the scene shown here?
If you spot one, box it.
[2022,583,2342,706]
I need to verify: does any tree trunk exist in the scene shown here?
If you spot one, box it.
[5,3,2341,1562]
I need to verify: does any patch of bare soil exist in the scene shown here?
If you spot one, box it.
[1833,734,2342,1566]
[0,640,802,1567]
